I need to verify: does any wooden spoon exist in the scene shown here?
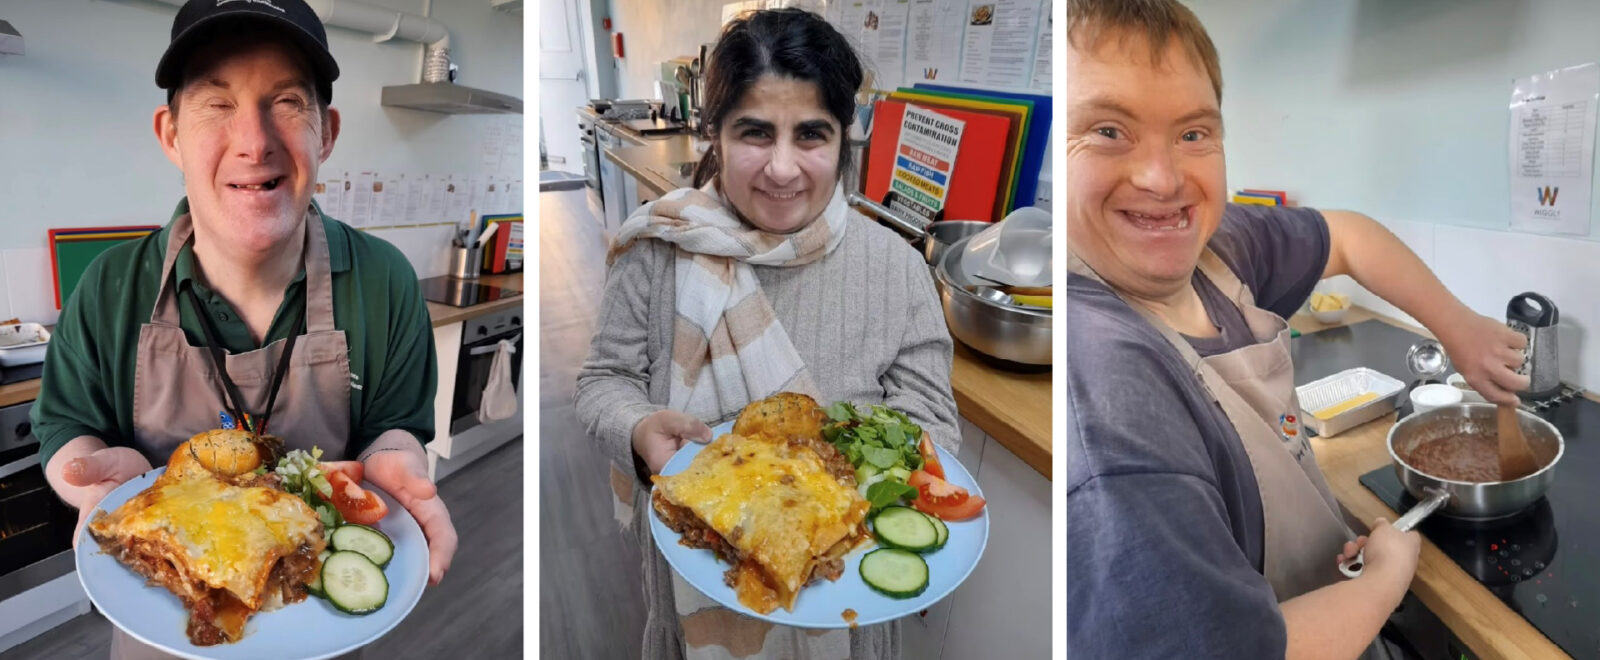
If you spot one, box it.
[1497,402,1541,481]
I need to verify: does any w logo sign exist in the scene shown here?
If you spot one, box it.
[1537,186,1560,206]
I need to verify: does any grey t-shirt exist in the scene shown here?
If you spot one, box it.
[1066,203,1330,657]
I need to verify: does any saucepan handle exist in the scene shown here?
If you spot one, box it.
[846,192,926,239]
[1338,487,1450,579]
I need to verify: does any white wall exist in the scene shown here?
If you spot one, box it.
[0,0,522,324]
[1185,0,1600,391]
[606,0,726,100]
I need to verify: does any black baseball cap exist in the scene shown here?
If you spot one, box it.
[156,0,340,103]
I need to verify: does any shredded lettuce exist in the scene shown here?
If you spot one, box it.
[274,448,343,527]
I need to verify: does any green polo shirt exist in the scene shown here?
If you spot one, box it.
[32,199,437,469]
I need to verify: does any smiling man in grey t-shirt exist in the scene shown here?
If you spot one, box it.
[1065,1,1533,658]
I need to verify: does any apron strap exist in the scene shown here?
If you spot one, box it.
[149,215,195,326]
[303,210,337,334]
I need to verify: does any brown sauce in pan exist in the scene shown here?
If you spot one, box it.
[1405,435,1519,482]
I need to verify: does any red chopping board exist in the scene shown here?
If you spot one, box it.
[864,100,1011,223]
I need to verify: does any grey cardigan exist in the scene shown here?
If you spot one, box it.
[575,212,961,659]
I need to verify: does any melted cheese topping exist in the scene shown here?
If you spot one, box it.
[92,473,322,608]
[656,434,869,595]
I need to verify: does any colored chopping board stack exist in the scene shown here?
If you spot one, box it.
[49,226,161,309]
[863,84,1052,223]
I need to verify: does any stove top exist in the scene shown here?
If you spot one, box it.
[419,276,518,308]
[1360,394,1600,657]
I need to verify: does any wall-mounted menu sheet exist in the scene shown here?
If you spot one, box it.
[905,0,966,85]
[443,176,470,225]
[958,0,1042,90]
[314,178,343,219]
[1509,63,1599,237]
[403,175,426,225]
[349,171,377,228]
[1030,1,1051,92]
[376,174,405,227]
[864,0,911,91]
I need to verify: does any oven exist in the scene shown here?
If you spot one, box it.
[0,400,90,653]
[449,309,523,435]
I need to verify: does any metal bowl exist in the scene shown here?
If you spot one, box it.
[1387,403,1563,520]
[932,234,1052,367]
[923,221,990,266]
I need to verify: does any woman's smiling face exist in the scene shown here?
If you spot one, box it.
[716,74,842,234]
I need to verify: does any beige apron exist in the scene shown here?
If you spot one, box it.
[112,210,357,660]
[1070,249,1394,658]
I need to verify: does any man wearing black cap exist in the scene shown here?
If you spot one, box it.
[32,2,457,655]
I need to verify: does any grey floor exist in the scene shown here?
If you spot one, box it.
[537,189,648,659]
[1,437,525,660]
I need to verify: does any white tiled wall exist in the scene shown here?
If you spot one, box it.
[0,231,454,327]
[1315,219,1600,392]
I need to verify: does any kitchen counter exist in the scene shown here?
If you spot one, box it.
[1291,307,1570,660]
[425,272,524,327]
[603,134,702,199]
[951,343,1052,479]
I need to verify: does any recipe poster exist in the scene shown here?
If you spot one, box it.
[868,0,912,91]
[889,104,964,223]
[1508,63,1599,236]
[905,0,967,84]
[958,0,1043,90]
[1030,1,1051,92]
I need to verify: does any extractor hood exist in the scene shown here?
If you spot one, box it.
[382,82,522,114]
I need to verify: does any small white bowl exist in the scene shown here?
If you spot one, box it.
[1445,373,1489,404]
[1411,383,1463,414]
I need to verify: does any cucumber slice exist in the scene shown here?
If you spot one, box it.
[331,524,394,568]
[921,511,949,551]
[860,548,929,598]
[322,551,388,615]
[872,506,938,552]
[306,550,332,597]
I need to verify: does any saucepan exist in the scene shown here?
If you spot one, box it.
[846,193,1051,367]
[1339,403,1563,578]
[846,193,990,266]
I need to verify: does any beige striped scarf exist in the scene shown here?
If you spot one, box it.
[610,181,848,425]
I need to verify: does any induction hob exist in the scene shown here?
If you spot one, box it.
[1360,394,1600,657]
[420,276,519,308]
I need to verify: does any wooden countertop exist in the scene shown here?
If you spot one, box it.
[425,272,524,327]
[950,342,1052,480]
[1,274,524,408]
[1292,307,1569,660]
[604,135,702,198]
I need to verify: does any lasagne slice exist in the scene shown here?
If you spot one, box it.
[87,431,326,646]
[652,432,870,613]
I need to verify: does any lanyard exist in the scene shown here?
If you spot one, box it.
[182,283,304,437]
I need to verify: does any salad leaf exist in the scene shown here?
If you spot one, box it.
[864,481,918,512]
[860,445,902,470]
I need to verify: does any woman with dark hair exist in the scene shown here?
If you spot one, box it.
[576,8,959,660]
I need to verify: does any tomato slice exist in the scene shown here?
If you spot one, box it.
[915,494,987,521]
[323,468,389,525]
[917,433,945,480]
[908,469,986,520]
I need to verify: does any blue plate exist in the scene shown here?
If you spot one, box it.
[649,421,989,628]
[76,467,429,660]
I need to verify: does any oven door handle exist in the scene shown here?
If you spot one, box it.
[467,334,520,356]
